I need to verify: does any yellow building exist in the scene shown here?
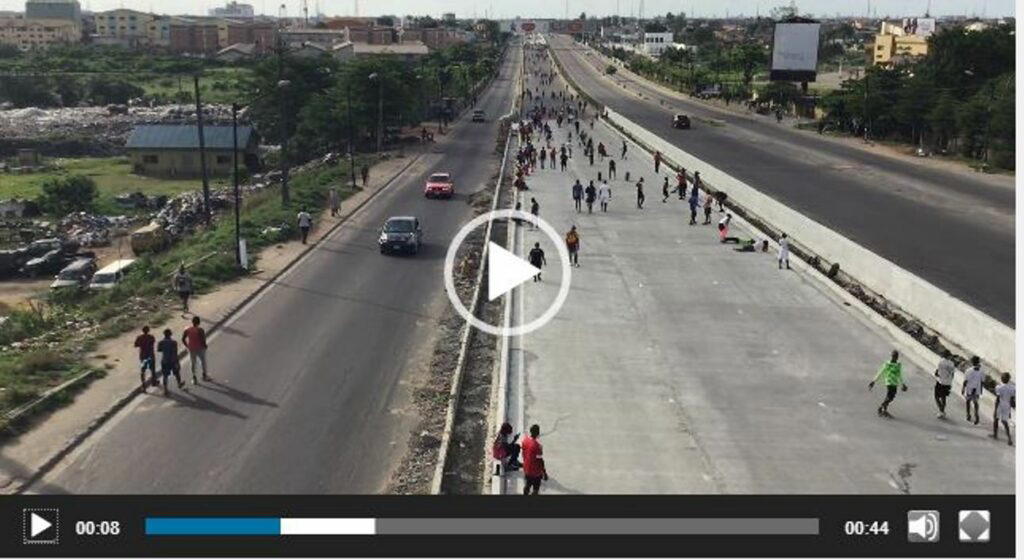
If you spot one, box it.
[869,21,929,66]
[92,9,154,45]
[0,17,80,50]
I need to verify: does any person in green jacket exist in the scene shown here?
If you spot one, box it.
[869,350,908,417]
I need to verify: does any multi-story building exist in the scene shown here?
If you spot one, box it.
[92,9,153,46]
[868,20,931,66]
[146,15,175,47]
[400,27,469,49]
[279,27,348,47]
[347,25,394,45]
[25,0,79,21]
[225,20,276,52]
[169,20,219,54]
[0,16,79,50]
[640,30,673,57]
[209,1,254,19]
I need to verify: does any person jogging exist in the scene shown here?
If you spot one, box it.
[661,176,671,203]
[572,179,584,212]
[933,350,955,418]
[869,350,907,417]
[608,158,617,179]
[182,316,209,384]
[585,181,597,214]
[778,233,791,269]
[528,242,546,281]
[520,424,548,495]
[565,226,581,267]
[297,207,313,244]
[598,180,611,212]
[992,372,1014,445]
[636,178,645,209]
[530,197,540,228]
[963,356,984,424]
[654,150,662,173]
[157,328,183,395]
[134,325,157,390]
[172,264,193,313]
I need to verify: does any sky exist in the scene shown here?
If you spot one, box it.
[0,0,1015,19]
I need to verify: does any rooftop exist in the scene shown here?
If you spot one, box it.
[126,124,255,151]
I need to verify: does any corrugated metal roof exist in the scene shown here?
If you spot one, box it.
[125,124,254,150]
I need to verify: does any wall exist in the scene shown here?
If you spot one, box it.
[130,149,237,178]
[604,107,1015,373]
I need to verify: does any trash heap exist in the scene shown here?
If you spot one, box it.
[59,212,134,247]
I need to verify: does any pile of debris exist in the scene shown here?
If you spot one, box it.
[153,190,231,238]
[59,212,134,247]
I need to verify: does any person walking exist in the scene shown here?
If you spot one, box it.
[571,179,583,212]
[654,150,662,174]
[539,146,547,169]
[528,242,546,282]
[688,189,700,225]
[328,187,340,217]
[172,264,193,314]
[869,350,908,417]
[565,225,580,267]
[521,424,548,495]
[182,316,209,384]
[360,164,369,187]
[588,147,594,167]
[157,328,183,395]
[702,189,714,225]
[530,197,540,229]
[585,181,597,214]
[621,139,627,159]
[963,356,984,424]
[933,350,956,418]
[992,372,1015,445]
[608,158,616,179]
[635,178,646,209]
[778,233,791,269]
[661,176,671,203]
[560,151,568,171]
[134,325,158,390]
[676,169,687,200]
[598,180,611,212]
[297,207,313,244]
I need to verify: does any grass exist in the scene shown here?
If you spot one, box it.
[0,157,233,216]
[136,68,254,105]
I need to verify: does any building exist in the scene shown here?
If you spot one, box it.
[352,40,427,62]
[400,27,470,49]
[640,30,673,57]
[0,17,79,50]
[290,40,353,61]
[215,41,255,61]
[280,27,348,47]
[225,20,275,51]
[92,9,153,47]
[347,25,395,45]
[324,16,373,29]
[25,0,79,21]
[868,21,930,66]
[209,1,254,19]
[125,124,260,178]
[169,21,219,53]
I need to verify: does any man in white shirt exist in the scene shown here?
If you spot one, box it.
[992,373,1014,446]
[778,233,791,270]
[297,207,313,244]
[961,356,985,425]
[933,350,956,418]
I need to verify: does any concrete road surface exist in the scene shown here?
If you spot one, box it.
[504,46,1014,494]
[26,42,522,494]
[547,34,1014,326]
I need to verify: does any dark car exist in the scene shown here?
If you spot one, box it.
[472,109,486,122]
[22,249,69,278]
[378,216,422,255]
[672,114,691,129]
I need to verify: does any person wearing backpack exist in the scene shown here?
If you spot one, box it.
[491,422,522,475]
[565,226,580,267]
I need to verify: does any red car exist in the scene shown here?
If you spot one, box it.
[424,172,455,198]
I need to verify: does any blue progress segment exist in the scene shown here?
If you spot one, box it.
[145,517,282,535]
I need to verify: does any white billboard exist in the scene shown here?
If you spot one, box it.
[770,22,820,81]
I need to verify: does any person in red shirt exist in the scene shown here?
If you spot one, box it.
[181,316,209,384]
[520,424,548,495]
[134,325,157,389]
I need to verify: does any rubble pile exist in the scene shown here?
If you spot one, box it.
[59,212,134,247]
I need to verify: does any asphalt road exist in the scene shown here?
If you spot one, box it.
[29,43,521,494]
[548,34,1014,326]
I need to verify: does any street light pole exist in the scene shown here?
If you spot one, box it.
[194,75,211,225]
[276,35,291,206]
[368,72,383,153]
[346,80,358,191]
[232,103,241,268]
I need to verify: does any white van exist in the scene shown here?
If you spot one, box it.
[88,259,136,290]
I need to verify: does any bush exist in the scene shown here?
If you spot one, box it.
[35,174,97,215]
[605,65,617,75]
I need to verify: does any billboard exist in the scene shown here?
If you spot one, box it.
[903,17,936,36]
[521,21,536,32]
[770,22,821,82]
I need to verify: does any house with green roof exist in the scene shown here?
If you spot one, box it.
[125,124,261,179]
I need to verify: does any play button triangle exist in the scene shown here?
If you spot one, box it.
[30,513,52,538]
[488,242,540,301]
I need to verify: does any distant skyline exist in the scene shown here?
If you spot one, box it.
[0,0,1014,19]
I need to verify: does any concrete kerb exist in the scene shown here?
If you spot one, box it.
[429,45,521,494]
[10,150,426,495]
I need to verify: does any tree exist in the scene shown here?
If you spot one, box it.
[926,92,958,151]
[728,43,766,88]
[36,175,97,215]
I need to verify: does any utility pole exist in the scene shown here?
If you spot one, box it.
[231,103,241,268]
[276,34,291,206]
[346,81,357,191]
[368,72,383,153]
[863,71,870,142]
[193,75,211,225]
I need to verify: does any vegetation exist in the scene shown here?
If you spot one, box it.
[35,175,97,215]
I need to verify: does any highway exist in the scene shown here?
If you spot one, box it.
[28,41,521,494]
[547,34,1014,326]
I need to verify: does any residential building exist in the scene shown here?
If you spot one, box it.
[347,25,395,45]
[126,124,260,178]
[146,16,174,47]
[25,0,79,21]
[640,30,673,57]
[280,27,348,47]
[0,16,79,50]
[400,26,469,49]
[215,41,255,61]
[290,40,353,61]
[324,16,373,29]
[352,40,427,62]
[225,20,275,52]
[169,21,219,54]
[868,20,930,66]
[209,1,254,19]
[92,8,153,46]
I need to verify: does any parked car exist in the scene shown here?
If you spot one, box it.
[672,114,691,129]
[51,257,97,289]
[378,216,422,255]
[22,249,69,278]
[89,259,136,290]
[472,109,486,122]
[424,172,455,198]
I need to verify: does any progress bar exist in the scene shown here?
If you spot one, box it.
[145,517,819,536]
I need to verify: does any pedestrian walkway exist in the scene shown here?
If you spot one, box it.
[504,76,1014,494]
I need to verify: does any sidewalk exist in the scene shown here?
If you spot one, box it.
[0,145,435,493]
[503,105,1014,494]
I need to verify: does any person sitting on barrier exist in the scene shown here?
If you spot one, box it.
[492,422,522,474]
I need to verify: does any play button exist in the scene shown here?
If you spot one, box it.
[23,509,58,544]
[487,242,540,301]
[30,513,51,537]
[444,209,572,337]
